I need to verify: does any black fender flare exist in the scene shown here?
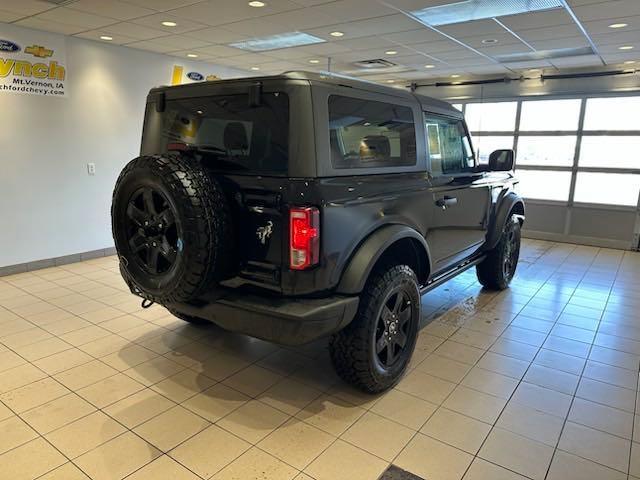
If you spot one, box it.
[336,224,431,295]
[486,192,525,250]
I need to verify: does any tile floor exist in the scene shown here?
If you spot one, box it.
[0,239,639,480]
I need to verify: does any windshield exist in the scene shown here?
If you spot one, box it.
[144,92,289,175]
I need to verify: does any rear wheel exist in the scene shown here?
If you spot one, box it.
[476,214,521,290]
[330,264,420,393]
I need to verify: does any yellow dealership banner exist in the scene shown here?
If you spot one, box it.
[0,24,67,97]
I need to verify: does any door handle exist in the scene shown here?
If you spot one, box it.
[435,196,458,209]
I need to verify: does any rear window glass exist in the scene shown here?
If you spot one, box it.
[153,92,289,175]
[328,95,417,169]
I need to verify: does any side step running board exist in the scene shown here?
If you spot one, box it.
[420,256,486,295]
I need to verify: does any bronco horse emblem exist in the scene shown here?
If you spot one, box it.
[256,221,274,245]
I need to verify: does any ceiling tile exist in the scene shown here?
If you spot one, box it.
[264,8,337,29]
[312,0,399,22]
[168,0,302,26]
[192,44,246,57]
[221,18,292,37]
[126,39,180,53]
[459,33,527,49]
[500,10,574,31]
[182,26,247,44]
[130,12,209,33]
[265,46,316,59]
[601,52,640,64]
[306,14,419,40]
[502,59,554,69]
[516,24,583,42]
[67,0,155,21]
[0,9,23,22]
[336,36,399,51]
[582,15,640,35]
[592,30,640,46]
[477,43,532,56]
[410,38,470,54]
[74,30,140,45]
[119,0,205,12]
[381,28,445,45]
[14,17,87,35]
[439,19,506,38]
[549,54,603,67]
[527,36,590,50]
[0,0,54,16]
[34,7,118,29]
[147,34,211,49]
[102,21,170,40]
[381,0,456,10]
[573,0,640,22]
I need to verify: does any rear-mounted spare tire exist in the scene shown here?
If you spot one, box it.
[111,154,233,304]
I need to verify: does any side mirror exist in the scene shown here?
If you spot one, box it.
[489,149,514,171]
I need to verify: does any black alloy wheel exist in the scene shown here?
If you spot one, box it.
[375,289,414,368]
[502,225,519,282]
[125,186,180,276]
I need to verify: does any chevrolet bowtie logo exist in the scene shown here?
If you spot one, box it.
[25,45,54,58]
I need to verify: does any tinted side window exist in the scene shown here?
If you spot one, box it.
[329,95,416,169]
[425,115,474,175]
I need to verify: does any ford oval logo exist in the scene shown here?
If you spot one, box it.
[0,40,20,53]
[187,72,204,81]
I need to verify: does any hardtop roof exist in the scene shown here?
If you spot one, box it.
[152,70,461,118]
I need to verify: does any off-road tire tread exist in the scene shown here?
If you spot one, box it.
[330,264,418,393]
[476,215,520,290]
[112,154,233,304]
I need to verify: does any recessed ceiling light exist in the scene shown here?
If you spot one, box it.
[624,60,636,64]
[308,59,320,64]
[619,45,634,50]
[251,66,260,70]
[609,23,628,28]
[386,79,395,83]
[329,31,344,37]
[528,68,541,72]
[451,74,460,78]
[161,21,177,27]
[481,38,498,44]
[187,53,198,58]
[385,50,398,55]
[248,1,266,6]
[100,35,113,41]
[424,64,435,68]
[229,31,325,51]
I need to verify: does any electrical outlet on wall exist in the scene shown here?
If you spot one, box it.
[87,163,96,175]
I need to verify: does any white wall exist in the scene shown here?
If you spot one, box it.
[0,23,246,267]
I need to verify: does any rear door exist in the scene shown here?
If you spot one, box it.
[424,114,491,273]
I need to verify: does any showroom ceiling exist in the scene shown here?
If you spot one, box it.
[0,0,638,83]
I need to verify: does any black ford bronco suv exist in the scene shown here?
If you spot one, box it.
[112,71,524,393]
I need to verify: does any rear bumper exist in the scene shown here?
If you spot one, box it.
[168,290,360,345]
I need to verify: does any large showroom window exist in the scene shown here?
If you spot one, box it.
[459,95,640,208]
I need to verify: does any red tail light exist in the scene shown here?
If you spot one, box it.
[290,207,319,270]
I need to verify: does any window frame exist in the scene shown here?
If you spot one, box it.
[328,94,419,170]
[424,112,477,177]
[313,84,427,177]
[459,93,640,211]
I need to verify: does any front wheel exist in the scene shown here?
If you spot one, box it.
[330,264,420,393]
[476,214,521,290]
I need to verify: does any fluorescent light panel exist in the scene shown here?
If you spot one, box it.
[229,31,325,51]
[411,0,564,26]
